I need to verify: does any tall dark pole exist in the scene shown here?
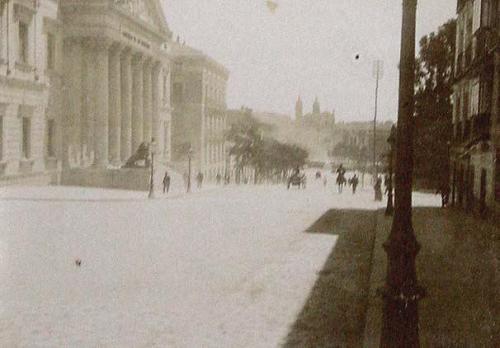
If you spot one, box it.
[380,0,424,347]
[385,126,396,216]
[373,60,382,186]
[148,138,156,199]
[187,148,192,193]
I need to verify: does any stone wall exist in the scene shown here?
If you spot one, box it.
[61,168,151,191]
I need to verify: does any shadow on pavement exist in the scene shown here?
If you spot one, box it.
[283,209,378,347]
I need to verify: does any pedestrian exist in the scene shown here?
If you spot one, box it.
[196,171,204,189]
[183,172,189,189]
[216,173,222,185]
[374,176,383,201]
[163,170,171,194]
[351,174,359,194]
[323,175,328,187]
[436,181,450,208]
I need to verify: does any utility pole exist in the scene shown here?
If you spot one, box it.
[373,60,383,187]
[380,0,424,347]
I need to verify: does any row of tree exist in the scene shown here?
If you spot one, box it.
[226,113,308,183]
[413,19,455,188]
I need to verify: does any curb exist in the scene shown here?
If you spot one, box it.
[362,210,389,347]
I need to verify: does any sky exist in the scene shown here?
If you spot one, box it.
[162,0,456,122]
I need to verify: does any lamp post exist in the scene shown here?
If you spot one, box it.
[380,0,424,346]
[385,125,396,216]
[373,59,383,190]
[187,147,193,193]
[148,138,157,199]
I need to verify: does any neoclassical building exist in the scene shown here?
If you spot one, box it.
[170,42,229,181]
[60,0,172,170]
[0,0,175,187]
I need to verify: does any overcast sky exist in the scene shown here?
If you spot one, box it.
[163,0,456,122]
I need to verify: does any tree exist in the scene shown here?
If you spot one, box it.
[226,112,308,184]
[414,19,456,188]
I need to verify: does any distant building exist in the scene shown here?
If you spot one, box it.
[451,0,499,215]
[170,43,229,181]
[295,96,335,129]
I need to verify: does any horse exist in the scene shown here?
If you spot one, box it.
[336,173,346,193]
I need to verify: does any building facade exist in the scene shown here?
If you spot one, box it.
[451,0,500,215]
[170,43,228,181]
[60,0,172,171]
[0,0,174,187]
[0,0,61,185]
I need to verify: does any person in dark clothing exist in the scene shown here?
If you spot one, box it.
[163,171,171,194]
[437,182,451,207]
[350,174,359,194]
[374,176,383,201]
[216,173,222,185]
[196,172,204,189]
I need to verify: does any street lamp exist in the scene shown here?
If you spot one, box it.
[385,125,396,216]
[379,0,424,346]
[187,147,193,193]
[148,137,157,199]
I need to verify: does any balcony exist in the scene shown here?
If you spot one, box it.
[473,27,497,63]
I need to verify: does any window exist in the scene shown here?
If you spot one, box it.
[47,119,55,157]
[18,21,29,64]
[22,116,31,158]
[471,79,480,116]
[172,83,183,104]
[46,33,55,70]
[163,73,168,102]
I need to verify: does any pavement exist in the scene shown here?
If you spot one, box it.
[2,173,493,347]
[363,207,499,347]
[0,171,386,347]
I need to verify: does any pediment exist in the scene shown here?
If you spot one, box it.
[113,0,170,35]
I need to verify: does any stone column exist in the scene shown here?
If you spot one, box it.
[82,42,94,161]
[120,49,133,161]
[131,54,144,152]
[91,40,110,167]
[143,59,153,143]
[63,38,82,167]
[108,43,121,165]
[151,62,161,155]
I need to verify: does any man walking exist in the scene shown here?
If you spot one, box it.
[350,174,359,194]
[196,171,204,189]
[163,170,171,194]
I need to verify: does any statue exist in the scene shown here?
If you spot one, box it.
[122,142,150,168]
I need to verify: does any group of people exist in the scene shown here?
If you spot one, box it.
[162,170,231,194]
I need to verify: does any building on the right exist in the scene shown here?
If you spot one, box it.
[451,0,500,215]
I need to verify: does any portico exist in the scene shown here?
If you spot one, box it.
[61,0,172,169]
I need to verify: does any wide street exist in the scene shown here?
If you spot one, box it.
[0,173,439,347]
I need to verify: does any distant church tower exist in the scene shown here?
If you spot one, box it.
[295,96,303,122]
[313,97,320,115]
